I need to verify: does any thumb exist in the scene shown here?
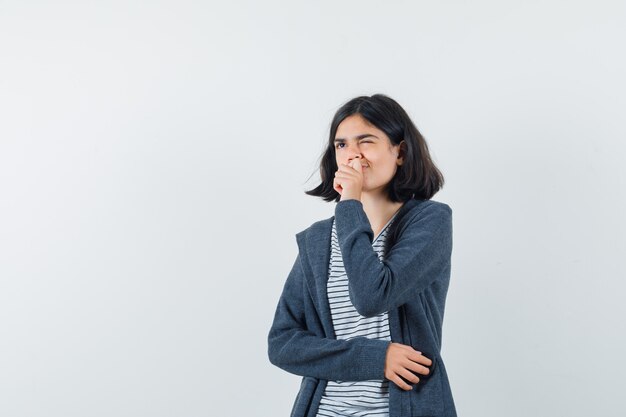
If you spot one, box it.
[351,158,362,172]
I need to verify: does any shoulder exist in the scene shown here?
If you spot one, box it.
[399,198,452,221]
[410,199,452,218]
[397,199,452,235]
[294,216,333,243]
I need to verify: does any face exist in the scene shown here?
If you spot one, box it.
[334,114,404,197]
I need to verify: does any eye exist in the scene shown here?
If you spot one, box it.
[335,141,371,149]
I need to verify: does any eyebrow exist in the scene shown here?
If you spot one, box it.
[333,134,379,143]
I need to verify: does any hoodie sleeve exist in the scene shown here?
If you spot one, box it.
[267,250,391,381]
[334,199,453,318]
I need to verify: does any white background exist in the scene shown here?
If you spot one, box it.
[1,1,625,416]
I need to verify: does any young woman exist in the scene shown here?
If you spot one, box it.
[268,94,456,417]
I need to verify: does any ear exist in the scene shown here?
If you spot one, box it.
[396,140,406,166]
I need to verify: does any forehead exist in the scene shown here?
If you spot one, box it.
[335,114,385,139]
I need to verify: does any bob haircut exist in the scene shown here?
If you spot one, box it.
[305,94,445,203]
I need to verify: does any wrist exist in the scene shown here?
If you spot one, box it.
[340,193,361,202]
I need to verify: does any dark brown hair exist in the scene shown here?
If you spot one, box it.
[305,94,445,203]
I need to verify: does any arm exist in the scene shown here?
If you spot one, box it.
[267,250,390,381]
[334,199,452,318]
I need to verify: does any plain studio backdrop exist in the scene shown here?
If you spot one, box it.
[1,1,625,416]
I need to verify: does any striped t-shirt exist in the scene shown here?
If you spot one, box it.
[315,211,399,417]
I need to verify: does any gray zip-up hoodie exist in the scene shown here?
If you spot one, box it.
[268,198,457,417]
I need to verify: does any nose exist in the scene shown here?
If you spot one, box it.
[340,142,364,165]
[348,152,362,163]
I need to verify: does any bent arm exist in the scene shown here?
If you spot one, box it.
[334,199,452,317]
[267,251,390,381]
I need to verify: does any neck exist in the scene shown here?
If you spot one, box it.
[359,192,405,230]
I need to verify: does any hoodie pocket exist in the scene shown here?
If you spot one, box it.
[408,354,444,416]
[290,377,317,417]
[403,301,444,416]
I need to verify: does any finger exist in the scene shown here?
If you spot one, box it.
[397,344,420,354]
[403,359,430,376]
[338,162,361,173]
[334,173,355,183]
[398,368,420,384]
[332,178,343,193]
[337,163,349,170]
[408,351,432,367]
[335,166,350,175]
[391,375,413,391]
